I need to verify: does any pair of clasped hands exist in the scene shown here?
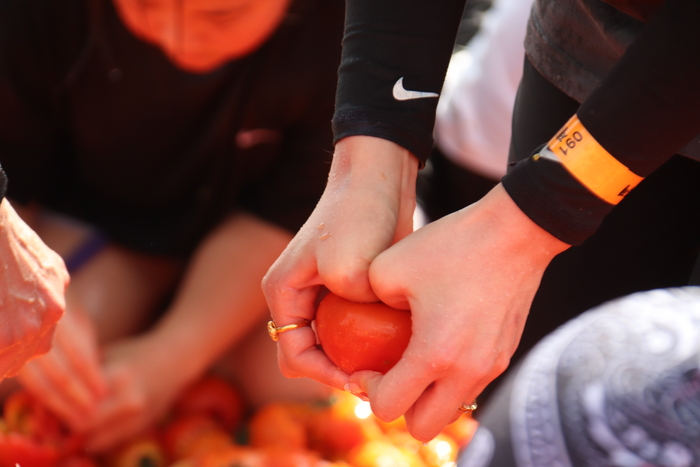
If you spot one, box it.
[263,135,569,441]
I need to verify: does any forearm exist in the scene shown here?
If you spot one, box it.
[504,0,700,245]
[333,0,467,164]
[144,213,293,385]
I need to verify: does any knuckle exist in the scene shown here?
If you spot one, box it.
[424,349,459,374]
[323,269,371,299]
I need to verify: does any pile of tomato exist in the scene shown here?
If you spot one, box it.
[0,374,477,467]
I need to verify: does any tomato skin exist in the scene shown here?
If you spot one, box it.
[0,432,61,467]
[172,375,245,431]
[315,293,412,374]
[161,414,233,462]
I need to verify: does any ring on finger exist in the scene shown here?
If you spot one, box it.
[267,319,311,342]
[458,401,478,413]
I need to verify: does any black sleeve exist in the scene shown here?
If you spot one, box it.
[502,0,700,245]
[332,0,467,164]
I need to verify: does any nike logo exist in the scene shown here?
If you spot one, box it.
[392,77,439,101]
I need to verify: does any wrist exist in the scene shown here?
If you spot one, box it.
[465,184,570,263]
[332,136,418,187]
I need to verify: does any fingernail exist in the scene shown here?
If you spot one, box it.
[344,383,368,401]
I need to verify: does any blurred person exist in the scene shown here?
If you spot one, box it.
[262,0,700,443]
[0,0,343,450]
[458,287,700,467]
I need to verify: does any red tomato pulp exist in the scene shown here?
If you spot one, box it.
[315,293,412,374]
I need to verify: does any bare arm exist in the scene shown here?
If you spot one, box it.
[83,212,293,450]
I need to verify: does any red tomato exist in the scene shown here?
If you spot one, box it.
[0,432,61,467]
[57,455,99,467]
[248,402,308,451]
[104,436,166,467]
[1,390,83,462]
[315,293,412,374]
[161,414,233,462]
[172,375,245,431]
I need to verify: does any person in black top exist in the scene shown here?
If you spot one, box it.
[262,0,700,443]
[0,0,344,450]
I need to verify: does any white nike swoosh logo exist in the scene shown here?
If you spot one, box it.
[392,77,439,101]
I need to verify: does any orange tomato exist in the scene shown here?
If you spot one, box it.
[181,445,265,467]
[315,293,412,374]
[248,402,308,451]
[347,439,426,467]
[161,414,233,462]
[263,447,323,467]
[172,375,245,431]
[307,391,384,461]
[417,434,459,467]
[440,416,479,449]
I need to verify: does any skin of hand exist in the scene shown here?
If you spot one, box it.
[348,184,570,442]
[17,294,106,432]
[0,199,69,379]
[262,135,419,391]
[82,212,293,451]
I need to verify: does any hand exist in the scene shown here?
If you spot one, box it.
[82,336,187,451]
[0,200,70,378]
[17,298,106,432]
[262,136,419,390]
[351,184,570,442]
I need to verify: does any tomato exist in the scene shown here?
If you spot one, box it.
[161,414,234,462]
[182,446,265,467]
[315,293,412,374]
[307,391,383,461]
[440,415,478,449]
[347,439,426,467]
[417,434,459,467]
[104,436,166,467]
[172,375,245,431]
[0,432,61,467]
[248,402,308,451]
[57,455,100,467]
[1,390,83,464]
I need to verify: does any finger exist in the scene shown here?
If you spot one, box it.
[84,412,148,452]
[57,319,106,398]
[18,364,92,431]
[38,343,100,411]
[349,365,430,424]
[402,354,507,442]
[265,277,349,389]
[277,326,350,390]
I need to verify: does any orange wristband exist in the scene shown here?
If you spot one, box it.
[536,115,644,205]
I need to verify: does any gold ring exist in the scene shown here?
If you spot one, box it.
[267,319,311,342]
[458,401,478,413]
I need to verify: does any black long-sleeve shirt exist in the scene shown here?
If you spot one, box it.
[333,0,700,245]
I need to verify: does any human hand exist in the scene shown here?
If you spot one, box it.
[350,184,570,442]
[81,336,189,451]
[0,199,70,378]
[262,135,419,390]
[17,299,106,432]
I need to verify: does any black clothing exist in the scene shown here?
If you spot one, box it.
[333,0,700,245]
[0,0,344,255]
[502,59,700,391]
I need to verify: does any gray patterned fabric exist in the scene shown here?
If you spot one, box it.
[511,287,700,467]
